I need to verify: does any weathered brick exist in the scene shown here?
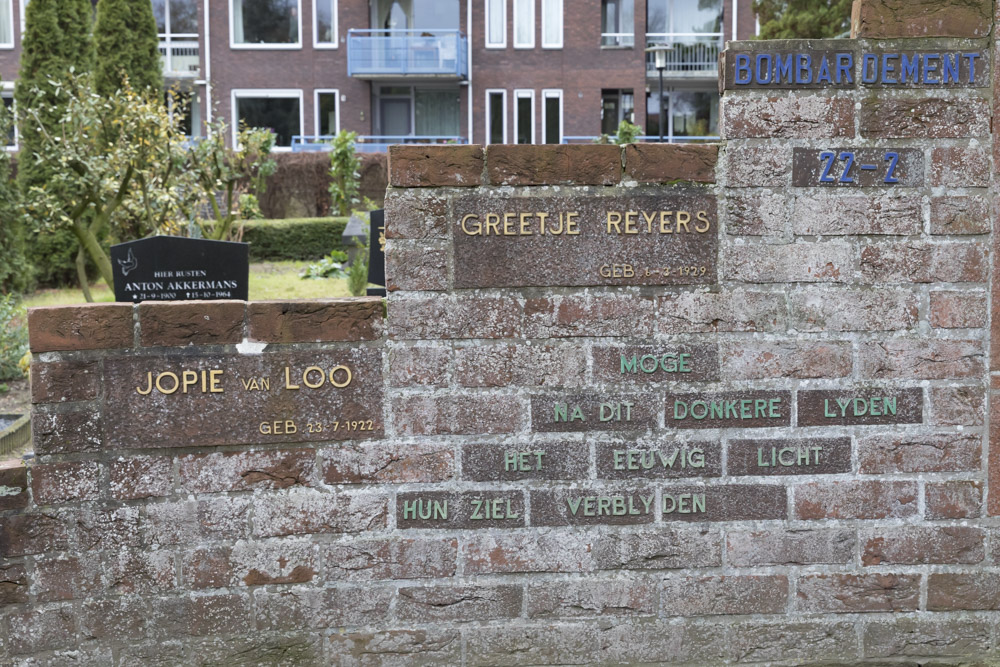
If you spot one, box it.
[594,344,719,383]
[247,298,384,342]
[624,143,717,183]
[532,393,657,434]
[930,386,985,425]
[729,620,858,664]
[861,97,991,138]
[0,461,29,511]
[860,241,988,283]
[523,294,654,338]
[859,432,981,473]
[327,630,462,665]
[930,196,990,235]
[724,146,791,187]
[151,593,252,637]
[859,339,985,379]
[853,0,993,38]
[79,596,151,641]
[385,242,449,291]
[230,538,316,586]
[789,287,918,332]
[661,575,787,616]
[456,343,587,388]
[727,528,854,567]
[389,294,522,339]
[397,491,524,529]
[665,391,791,430]
[792,195,921,236]
[531,488,656,526]
[798,388,922,427]
[862,526,984,565]
[721,341,851,379]
[252,491,388,537]
[144,498,249,546]
[324,537,457,581]
[724,242,854,283]
[191,636,322,666]
[30,409,103,455]
[109,456,174,501]
[593,528,722,570]
[28,303,133,353]
[138,301,245,347]
[30,360,100,404]
[388,344,450,387]
[661,484,787,521]
[32,554,103,602]
[596,621,727,664]
[393,394,521,436]
[463,530,596,574]
[6,605,78,654]
[928,573,1000,610]
[657,290,786,333]
[725,192,786,236]
[796,574,920,612]
[0,563,29,605]
[795,481,918,520]
[30,461,102,505]
[384,188,449,239]
[527,579,656,618]
[595,441,721,480]
[388,144,484,187]
[930,291,988,329]
[76,505,145,550]
[863,618,993,659]
[466,624,599,666]
[103,547,177,594]
[993,401,1000,516]
[926,480,983,519]
[488,144,622,186]
[183,546,232,589]
[397,584,522,622]
[930,146,990,187]
[463,442,589,482]
[178,448,315,493]
[323,441,454,484]
[723,96,854,139]
[0,512,72,556]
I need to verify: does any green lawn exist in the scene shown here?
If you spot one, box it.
[23,261,352,308]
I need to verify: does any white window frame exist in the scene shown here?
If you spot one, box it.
[513,0,534,49]
[313,88,340,137]
[312,0,337,49]
[513,88,535,144]
[485,0,506,49]
[0,0,13,48]
[541,0,562,49]
[231,88,304,151]
[229,0,303,50]
[484,88,506,144]
[541,88,563,144]
[18,0,26,37]
[2,83,16,151]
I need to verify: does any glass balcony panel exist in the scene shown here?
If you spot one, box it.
[347,29,468,79]
[645,34,721,77]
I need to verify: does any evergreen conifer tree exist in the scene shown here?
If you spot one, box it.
[94,0,164,98]
[753,0,853,40]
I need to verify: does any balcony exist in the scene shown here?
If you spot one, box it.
[347,30,468,80]
[292,135,468,154]
[645,35,722,79]
[160,36,200,77]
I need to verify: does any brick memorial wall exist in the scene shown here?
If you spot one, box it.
[3,0,1000,663]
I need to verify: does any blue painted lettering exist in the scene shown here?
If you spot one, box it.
[964,52,980,83]
[899,54,918,83]
[942,53,960,83]
[796,53,812,84]
[816,57,832,83]
[756,54,773,84]
[861,53,877,83]
[881,54,898,84]
[775,54,793,84]
[835,52,853,84]
[922,54,940,84]
[734,54,752,84]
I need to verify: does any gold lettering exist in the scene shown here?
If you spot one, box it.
[136,371,153,395]
[503,213,516,235]
[303,366,325,389]
[182,370,198,394]
[209,369,224,393]
[520,212,532,235]
[566,212,579,234]
[485,213,500,235]
[676,211,691,232]
[607,211,622,234]
[329,365,353,388]
[660,211,674,233]
[624,211,638,234]
[284,366,300,390]
[642,210,656,233]
[537,211,549,234]
[155,372,180,395]
[695,210,711,233]
[461,214,481,235]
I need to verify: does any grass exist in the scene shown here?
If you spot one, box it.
[22,261,353,308]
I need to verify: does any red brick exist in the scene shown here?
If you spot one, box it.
[792,195,921,236]
[465,624,600,666]
[788,287,918,332]
[75,505,145,550]
[464,442,589,482]
[138,301,245,347]
[723,96,854,139]
[859,339,985,379]
[859,433,981,473]
[178,448,315,493]
[323,441,454,484]
[658,290,786,333]
[183,546,232,589]
[796,574,920,612]
[853,0,993,38]
[862,526,984,565]
[930,196,990,235]
[385,242,449,291]
[261,587,388,630]
[463,531,597,574]
[523,294,654,338]
[144,498,249,546]
[0,563,28,605]
[388,145,484,187]
[230,539,316,586]
[930,386,985,425]
[6,605,78,654]
[324,537,457,581]
[528,579,656,618]
[724,146,791,187]
[389,295,522,339]
[0,460,28,511]
[384,189,449,239]
[726,192,786,236]
[724,242,854,283]
[660,484,787,522]
[930,291,988,329]
[860,241,988,283]
[930,146,990,187]
[991,400,1000,515]
[79,597,151,641]
[30,360,100,404]
[104,548,177,594]
[624,143,717,183]
[795,481,918,520]
[861,97,991,138]
[30,409,103,455]
[30,461,102,505]
[661,575,787,616]
[0,512,73,556]
[726,529,854,567]
[109,456,173,501]
[388,344,450,387]
[720,341,851,379]
[252,491,388,538]
[327,630,461,665]
[455,343,586,388]
[594,621,728,665]
[151,593,252,637]
[393,394,521,436]
[863,617,992,659]
[488,144,622,186]
[247,298,383,342]
[396,584,522,622]
[928,573,1000,611]
[730,620,858,664]
[33,554,103,602]
[926,480,983,519]
[28,303,133,353]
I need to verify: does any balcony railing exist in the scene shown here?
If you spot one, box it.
[562,135,720,144]
[347,29,468,79]
[159,36,200,76]
[292,135,469,153]
[645,34,722,77]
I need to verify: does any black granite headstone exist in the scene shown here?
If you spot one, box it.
[366,209,387,297]
[111,236,249,303]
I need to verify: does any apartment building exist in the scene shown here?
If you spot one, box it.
[0,0,759,151]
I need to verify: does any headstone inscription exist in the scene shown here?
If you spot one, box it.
[111,236,249,303]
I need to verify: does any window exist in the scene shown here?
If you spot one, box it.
[231,0,301,48]
[315,90,339,137]
[541,0,561,48]
[314,0,337,47]
[514,89,534,144]
[513,0,533,48]
[601,0,633,47]
[166,91,202,138]
[645,89,718,141]
[485,89,506,144]
[0,0,12,47]
[232,90,303,149]
[542,89,562,144]
[373,85,461,139]
[485,0,505,47]
[2,89,15,150]
[373,0,459,31]
[601,89,633,135]
[153,0,199,74]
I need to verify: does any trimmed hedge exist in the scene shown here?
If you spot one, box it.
[242,217,349,261]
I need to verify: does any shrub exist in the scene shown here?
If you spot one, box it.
[0,294,28,382]
[242,218,350,261]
